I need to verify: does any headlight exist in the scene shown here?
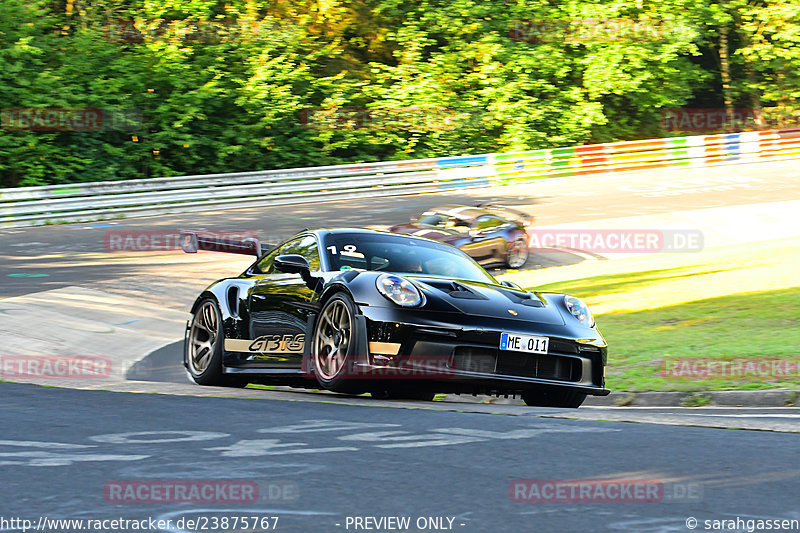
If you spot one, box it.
[564,295,594,327]
[376,274,424,307]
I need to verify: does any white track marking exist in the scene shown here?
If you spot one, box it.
[0,451,149,467]
[206,439,357,457]
[258,420,401,433]
[90,431,228,444]
[0,440,91,449]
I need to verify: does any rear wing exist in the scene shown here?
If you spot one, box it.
[476,202,535,227]
[180,231,276,257]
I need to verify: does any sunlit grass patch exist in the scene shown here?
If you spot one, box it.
[505,237,800,313]
[526,277,800,391]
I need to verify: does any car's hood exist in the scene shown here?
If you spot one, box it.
[409,276,566,325]
[389,224,466,245]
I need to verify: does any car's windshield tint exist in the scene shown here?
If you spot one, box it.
[416,213,471,233]
[322,233,496,283]
[416,213,449,227]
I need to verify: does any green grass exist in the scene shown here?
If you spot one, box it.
[681,393,713,407]
[528,276,800,392]
[533,265,739,300]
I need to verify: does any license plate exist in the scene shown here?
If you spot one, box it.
[500,332,549,354]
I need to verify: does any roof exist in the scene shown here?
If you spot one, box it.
[420,205,493,221]
[309,227,446,242]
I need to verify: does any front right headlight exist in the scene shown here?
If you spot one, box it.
[564,295,594,327]
[376,273,424,307]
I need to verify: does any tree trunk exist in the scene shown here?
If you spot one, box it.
[745,62,765,129]
[719,25,734,132]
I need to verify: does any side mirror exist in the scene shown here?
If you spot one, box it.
[500,280,524,291]
[274,254,310,275]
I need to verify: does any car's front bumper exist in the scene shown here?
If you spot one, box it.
[354,306,610,396]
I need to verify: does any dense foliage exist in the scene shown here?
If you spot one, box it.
[0,0,798,187]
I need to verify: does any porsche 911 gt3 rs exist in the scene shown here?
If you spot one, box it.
[182,228,609,407]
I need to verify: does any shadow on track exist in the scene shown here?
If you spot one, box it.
[125,341,192,383]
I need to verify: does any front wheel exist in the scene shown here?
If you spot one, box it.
[522,388,586,408]
[506,236,529,269]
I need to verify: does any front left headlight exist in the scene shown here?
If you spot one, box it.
[376,273,424,307]
[564,295,594,327]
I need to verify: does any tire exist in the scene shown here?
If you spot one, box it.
[522,388,586,408]
[311,293,363,394]
[186,299,247,387]
[506,236,529,269]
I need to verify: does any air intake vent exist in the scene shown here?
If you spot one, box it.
[419,280,488,300]
[497,287,544,307]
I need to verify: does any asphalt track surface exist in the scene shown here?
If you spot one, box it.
[1,381,799,533]
[1,159,799,532]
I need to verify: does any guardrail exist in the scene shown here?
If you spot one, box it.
[2,128,799,228]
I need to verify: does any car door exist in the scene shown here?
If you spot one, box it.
[244,234,322,368]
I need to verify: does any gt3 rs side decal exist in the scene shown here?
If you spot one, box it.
[225,338,399,355]
[368,342,401,355]
[225,334,305,353]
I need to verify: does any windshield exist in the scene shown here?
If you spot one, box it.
[416,213,471,233]
[321,232,497,284]
[416,213,449,227]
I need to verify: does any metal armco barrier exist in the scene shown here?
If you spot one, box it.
[2,128,799,228]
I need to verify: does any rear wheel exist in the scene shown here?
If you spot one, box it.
[186,299,246,387]
[506,236,529,269]
[522,388,586,408]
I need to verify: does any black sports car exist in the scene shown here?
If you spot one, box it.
[182,228,609,407]
[389,204,532,269]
